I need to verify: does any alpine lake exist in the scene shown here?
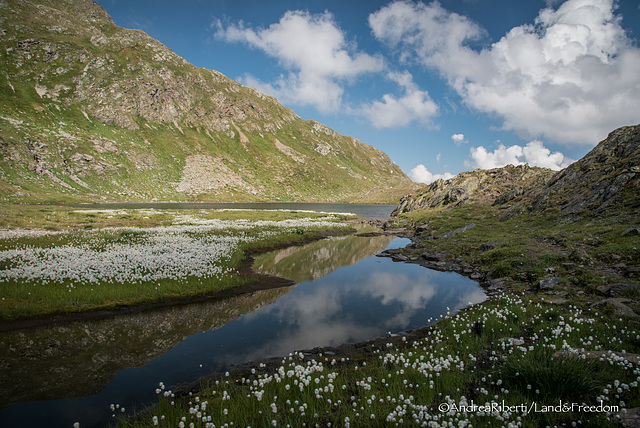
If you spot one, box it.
[0,203,486,427]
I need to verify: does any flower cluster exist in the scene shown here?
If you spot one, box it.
[0,216,341,286]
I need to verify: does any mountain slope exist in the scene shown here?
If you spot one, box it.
[392,164,555,216]
[392,124,640,221]
[501,124,640,220]
[0,0,416,203]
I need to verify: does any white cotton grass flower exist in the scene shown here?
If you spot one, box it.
[0,217,340,285]
[85,284,640,427]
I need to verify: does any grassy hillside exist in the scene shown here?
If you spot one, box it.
[0,0,416,203]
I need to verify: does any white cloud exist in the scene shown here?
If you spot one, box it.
[522,140,574,169]
[451,133,467,145]
[466,140,574,170]
[409,164,454,184]
[354,71,438,128]
[370,0,640,146]
[466,145,524,170]
[214,11,384,112]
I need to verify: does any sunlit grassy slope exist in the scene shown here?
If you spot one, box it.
[0,0,416,204]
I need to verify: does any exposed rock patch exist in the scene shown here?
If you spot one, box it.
[130,151,159,172]
[393,164,554,216]
[501,124,640,220]
[273,138,305,163]
[176,155,258,195]
[91,139,119,154]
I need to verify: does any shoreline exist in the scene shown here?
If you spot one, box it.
[113,216,640,427]
[160,219,637,396]
[0,228,354,333]
[170,226,500,394]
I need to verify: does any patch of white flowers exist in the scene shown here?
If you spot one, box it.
[0,216,341,285]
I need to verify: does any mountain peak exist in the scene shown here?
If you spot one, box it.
[392,124,640,221]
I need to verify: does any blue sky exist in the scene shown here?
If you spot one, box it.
[97,0,640,183]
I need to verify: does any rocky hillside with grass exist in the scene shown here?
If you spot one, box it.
[393,124,640,219]
[0,0,416,203]
[392,164,554,216]
[501,124,640,220]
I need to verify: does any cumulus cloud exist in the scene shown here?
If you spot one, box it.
[370,0,640,146]
[214,11,384,112]
[451,133,467,145]
[466,140,574,170]
[354,71,438,127]
[409,164,455,184]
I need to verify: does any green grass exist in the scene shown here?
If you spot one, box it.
[398,203,639,290]
[115,295,640,427]
[0,205,351,232]
[0,274,249,320]
[499,347,605,402]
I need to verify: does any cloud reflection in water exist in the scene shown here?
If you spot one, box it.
[221,239,486,363]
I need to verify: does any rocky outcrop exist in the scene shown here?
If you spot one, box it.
[176,155,258,195]
[393,125,640,219]
[392,164,554,216]
[501,124,640,220]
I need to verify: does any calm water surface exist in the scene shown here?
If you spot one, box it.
[0,235,486,427]
[70,202,397,219]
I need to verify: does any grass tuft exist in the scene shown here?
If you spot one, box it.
[500,348,604,402]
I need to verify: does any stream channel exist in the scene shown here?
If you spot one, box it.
[0,205,487,427]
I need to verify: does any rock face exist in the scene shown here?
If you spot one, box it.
[392,165,554,216]
[0,0,416,203]
[393,124,640,220]
[501,124,640,219]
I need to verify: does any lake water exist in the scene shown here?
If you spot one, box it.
[70,202,397,219]
[0,234,486,428]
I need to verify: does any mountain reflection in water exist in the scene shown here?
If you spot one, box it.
[0,236,486,428]
[0,286,294,408]
[253,234,396,282]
